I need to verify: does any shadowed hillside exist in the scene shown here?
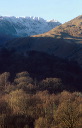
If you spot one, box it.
[0,48,82,91]
[5,15,82,67]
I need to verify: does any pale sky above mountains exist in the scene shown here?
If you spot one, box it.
[0,0,82,23]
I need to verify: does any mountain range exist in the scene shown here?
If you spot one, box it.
[0,16,61,44]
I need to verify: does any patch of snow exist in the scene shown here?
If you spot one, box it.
[0,16,61,37]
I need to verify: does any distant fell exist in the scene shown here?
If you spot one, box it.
[0,16,61,44]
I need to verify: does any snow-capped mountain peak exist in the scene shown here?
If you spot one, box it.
[0,16,61,38]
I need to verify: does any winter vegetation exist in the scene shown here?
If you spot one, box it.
[0,71,81,128]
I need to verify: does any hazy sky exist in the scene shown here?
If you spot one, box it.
[0,0,82,23]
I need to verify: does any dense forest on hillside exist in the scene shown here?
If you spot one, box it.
[0,71,81,128]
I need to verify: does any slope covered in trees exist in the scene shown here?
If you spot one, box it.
[0,71,81,128]
[0,49,82,91]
